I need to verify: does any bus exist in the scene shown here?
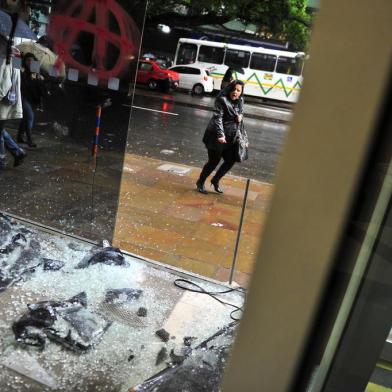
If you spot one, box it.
[174,38,305,103]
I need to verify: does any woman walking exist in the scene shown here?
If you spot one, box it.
[17,52,46,148]
[196,80,245,194]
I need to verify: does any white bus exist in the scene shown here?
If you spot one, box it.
[174,38,305,103]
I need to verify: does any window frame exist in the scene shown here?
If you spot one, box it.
[224,49,251,69]
[249,53,277,72]
[198,45,225,65]
[276,56,303,76]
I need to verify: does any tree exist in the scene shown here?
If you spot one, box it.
[118,0,313,51]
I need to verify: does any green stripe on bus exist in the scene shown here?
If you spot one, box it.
[210,72,302,98]
[377,361,392,372]
[366,382,392,392]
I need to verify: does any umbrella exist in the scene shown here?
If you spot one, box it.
[17,41,66,77]
[142,53,156,60]
[0,10,37,40]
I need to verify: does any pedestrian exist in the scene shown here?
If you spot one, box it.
[0,34,25,170]
[17,52,46,148]
[221,67,234,90]
[196,80,245,194]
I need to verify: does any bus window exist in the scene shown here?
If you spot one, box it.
[177,43,198,65]
[276,56,303,76]
[225,49,250,69]
[198,45,225,64]
[250,53,277,72]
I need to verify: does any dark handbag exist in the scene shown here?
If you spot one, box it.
[234,121,249,162]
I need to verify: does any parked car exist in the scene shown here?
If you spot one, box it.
[136,60,179,92]
[168,65,214,95]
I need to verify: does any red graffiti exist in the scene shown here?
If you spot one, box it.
[48,0,141,80]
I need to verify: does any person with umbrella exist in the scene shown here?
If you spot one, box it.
[17,52,47,148]
[17,41,66,78]
[221,65,245,90]
[0,10,37,42]
[221,67,234,90]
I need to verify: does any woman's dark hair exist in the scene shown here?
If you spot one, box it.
[220,79,245,99]
[227,79,244,92]
[22,52,38,70]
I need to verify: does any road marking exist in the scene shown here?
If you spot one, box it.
[122,104,178,116]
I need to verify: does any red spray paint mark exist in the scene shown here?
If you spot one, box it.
[48,0,141,80]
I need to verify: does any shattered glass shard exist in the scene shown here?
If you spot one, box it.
[42,258,65,271]
[104,288,143,303]
[62,307,112,343]
[76,247,129,269]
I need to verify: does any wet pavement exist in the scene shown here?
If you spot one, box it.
[0,81,285,287]
[0,127,273,287]
[113,153,273,286]
[134,87,293,123]
[129,94,288,183]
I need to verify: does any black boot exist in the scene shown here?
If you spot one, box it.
[211,178,223,194]
[17,132,26,144]
[196,179,208,194]
[14,151,26,167]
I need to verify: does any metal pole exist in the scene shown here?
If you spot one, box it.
[229,178,251,285]
[90,105,102,225]
[90,99,111,226]
[92,105,102,159]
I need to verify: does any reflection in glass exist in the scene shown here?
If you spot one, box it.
[0,0,144,243]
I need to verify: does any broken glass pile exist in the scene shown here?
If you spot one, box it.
[0,213,244,391]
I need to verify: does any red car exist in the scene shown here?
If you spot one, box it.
[136,60,179,92]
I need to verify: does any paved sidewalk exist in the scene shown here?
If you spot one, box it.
[0,130,273,287]
[113,153,274,287]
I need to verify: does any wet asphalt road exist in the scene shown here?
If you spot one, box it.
[128,94,289,183]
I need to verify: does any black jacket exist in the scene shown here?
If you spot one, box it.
[202,94,244,151]
[21,71,46,106]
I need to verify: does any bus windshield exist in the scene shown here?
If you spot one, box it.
[176,43,198,65]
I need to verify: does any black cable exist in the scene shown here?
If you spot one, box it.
[174,278,246,322]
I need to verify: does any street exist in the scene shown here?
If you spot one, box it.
[127,89,289,183]
[0,84,290,271]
